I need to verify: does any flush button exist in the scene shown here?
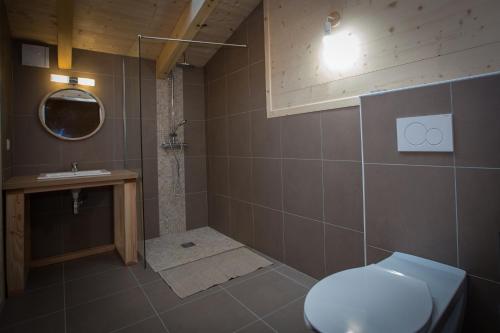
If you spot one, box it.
[397,114,453,152]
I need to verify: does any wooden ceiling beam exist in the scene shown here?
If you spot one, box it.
[56,0,73,69]
[155,0,219,78]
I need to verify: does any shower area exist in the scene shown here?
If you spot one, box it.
[129,36,271,298]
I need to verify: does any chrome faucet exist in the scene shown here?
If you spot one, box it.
[71,161,78,172]
[169,120,187,144]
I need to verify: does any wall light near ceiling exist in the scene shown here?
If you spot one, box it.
[50,74,95,86]
[322,11,360,71]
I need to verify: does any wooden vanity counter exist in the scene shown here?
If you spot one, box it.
[3,169,139,296]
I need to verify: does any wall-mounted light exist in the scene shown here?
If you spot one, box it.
[50,74,95,86]
[322,11,360,71]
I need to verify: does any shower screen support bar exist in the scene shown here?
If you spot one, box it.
[138,34,247,48]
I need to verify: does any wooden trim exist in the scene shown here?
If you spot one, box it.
[156,0,219,78]
[114,181,138,265]
[6,190,26,295]
[56,0,73,69]
[4,169,138,191]
[30,244,116,268]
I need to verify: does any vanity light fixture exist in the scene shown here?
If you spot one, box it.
[50,74,95,87]
[322,11,360,71]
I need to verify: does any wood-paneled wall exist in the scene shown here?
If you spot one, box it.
[264,0,500,117]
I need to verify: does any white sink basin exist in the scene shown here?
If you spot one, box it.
[37,169,111,180]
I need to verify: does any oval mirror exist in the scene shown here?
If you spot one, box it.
[39,88,105,140]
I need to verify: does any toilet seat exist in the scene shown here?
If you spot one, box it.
[304,265,434,333]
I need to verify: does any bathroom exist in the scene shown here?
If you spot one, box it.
[0,0,498,332]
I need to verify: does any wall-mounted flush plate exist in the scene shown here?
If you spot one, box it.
[396,114,453,152]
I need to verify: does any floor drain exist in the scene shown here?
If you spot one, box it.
[181,242,196,248]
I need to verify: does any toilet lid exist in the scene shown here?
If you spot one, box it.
[304,265,433,333]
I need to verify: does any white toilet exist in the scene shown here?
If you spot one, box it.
[304,252,467,333]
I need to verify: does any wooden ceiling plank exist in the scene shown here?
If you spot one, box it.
[156,0,220,78]
[56,0,73,69]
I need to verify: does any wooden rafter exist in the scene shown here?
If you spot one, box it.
[56,0,73,69]
[156,0,219,78]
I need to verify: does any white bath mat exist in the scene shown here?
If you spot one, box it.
[145,227,244,272]
[159,247,273,298]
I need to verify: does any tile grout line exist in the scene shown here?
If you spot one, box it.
[359,103,368,266]
[279,117,286,263]
[108,315,158,333]
[127,267,171,333]
[449,82,460,268]
[319,111,327,275]
[220,287,278,333]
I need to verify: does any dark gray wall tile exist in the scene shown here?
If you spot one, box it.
[229,157,252,202]
[207,156,229,195]
[206,117,227,155]
[253,206,284,261]
[229,112,251,156]
[185,156,207,193]
[227,67,250,115]
[361,84,453,166]
[183,67,205,86]
[249,61,266,110]
[183,84,206,121]
[323,161,363,231]
[463,276,500,332]
[206,78,226,118]
[321,106,361,161]
[366,246,393,264]
[282,112,322,159]
[284,214,325,279]
[205,49,226,82]
[365,164,457,265]
[283,159,323,221]
[456,168,500,282]
[230,199,254,246]
[325,224,364,275]
[208,194,231,235]
[184,120,206,156]
[247,3,264,64]
[252,158,282,210]
[251,110,281,158]
[453,75,500,168]
[225,25,249,73]
[186,192,208,230]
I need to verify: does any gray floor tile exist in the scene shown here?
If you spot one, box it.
[0,284,64,329]
[263,297,310,333]
[0,311,65,333]
[128,261,161,285]
[64,251,124,281]
[65,267,138,307]
[274,265,318,289]
[143,279,222,314]
[66,287,154,333]
[114,316,167,333]
[160,290,256,333]
[235,320,275,333]
[26,264,63,291]
[225,271,307,317]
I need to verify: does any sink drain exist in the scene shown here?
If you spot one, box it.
[181,242,196,248]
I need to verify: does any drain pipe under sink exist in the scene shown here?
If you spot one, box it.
[71,189,83,215]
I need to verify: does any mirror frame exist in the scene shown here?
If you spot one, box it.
[38,87,106,141]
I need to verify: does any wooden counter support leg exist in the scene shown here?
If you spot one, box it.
[114,181,137,265]
[6,190,26,295]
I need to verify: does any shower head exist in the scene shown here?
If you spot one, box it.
[172,120,187,134]
[176,53,193,68]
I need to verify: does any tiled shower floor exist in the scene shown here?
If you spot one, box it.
[0,249,317,333]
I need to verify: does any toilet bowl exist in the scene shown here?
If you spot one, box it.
[304,252,466,333]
